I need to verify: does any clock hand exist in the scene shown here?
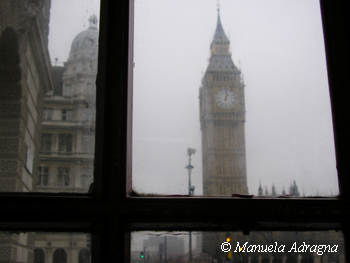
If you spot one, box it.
[225,90,228,101]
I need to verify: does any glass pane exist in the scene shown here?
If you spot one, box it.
[132,0,338,196]
[0,0,100,192]
[131,231,344,263]
[0,232,91,263]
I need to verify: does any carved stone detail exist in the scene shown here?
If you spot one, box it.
[0,180,15,191]
[0,160,17,172]
[11,234,19,241]
[0,121,20,132]
[19,139,27,160]
[0,103,20,114]
[17,0,45,35]
[27,234,35,248]
[15,181,23,192]
[10,246,16,260]
[28,250,34,262]
[0,233,11,239]
[0,139,18,153]
[0,69,21,81]
[0,85,21,97]
[0,246,11,259]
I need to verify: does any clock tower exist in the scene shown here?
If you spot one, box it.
[200,9,248,196]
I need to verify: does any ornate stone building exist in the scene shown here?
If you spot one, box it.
[0,1,95,262]
[33,233,91,263]
[33,15,98,263]
[0,0,53,192]
[200,9,248,196]
[0,1,53,263]
[38,15,97,193]
[200,9,344,263]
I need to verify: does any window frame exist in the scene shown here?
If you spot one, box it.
[58,134,73,152]
[43,108,53,121]
[61,109,73,121]
[37,166,49,187]
[57,167,70,187]
[41,133,52,152]
[0,1,350,263]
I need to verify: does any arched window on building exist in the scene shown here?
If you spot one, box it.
[34,249,45,263]
[53,249,67,263]
[79,248,91,263]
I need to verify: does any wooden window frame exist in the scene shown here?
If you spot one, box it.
[1,1,350,262]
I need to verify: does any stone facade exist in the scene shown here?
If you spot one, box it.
[0,1,53,262]
[200,10,248,196]
[0,0,53,193]
[37,15,97,193]
[0,2,94,262]
[33,15,97,263]
[34,233,91,263]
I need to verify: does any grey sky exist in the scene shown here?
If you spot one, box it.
[48,0,338,197]
[132,0,337,196]
[48,0,100,65]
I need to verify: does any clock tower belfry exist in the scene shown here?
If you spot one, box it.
[200,9,248,196]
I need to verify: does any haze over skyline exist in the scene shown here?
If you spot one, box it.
[48,0,338,196]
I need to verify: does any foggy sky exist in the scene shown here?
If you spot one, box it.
[132,0,337,196]
[48,0,338,197]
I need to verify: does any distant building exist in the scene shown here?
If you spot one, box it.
[33,233,91,263]
[259,180,301,197]
[38,15,98,193]
[33,15,98,263]
[200,7,249,261]
[200,8,248,196]
[0,1,53,262]
[141,235,185,263]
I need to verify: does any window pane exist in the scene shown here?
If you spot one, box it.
[132,0,338,196]
[43,109,53,120]
[41,134,52,152]
[0,232,91,263]
[37,166,49,187]
[0,0,99,192]
[131,231,344,263]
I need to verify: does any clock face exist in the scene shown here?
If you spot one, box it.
[215,88,235,109]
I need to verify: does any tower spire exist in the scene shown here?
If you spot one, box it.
[211,3,230,56]
[258,181,263,196]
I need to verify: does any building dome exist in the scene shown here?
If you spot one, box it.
[68,15,99,61]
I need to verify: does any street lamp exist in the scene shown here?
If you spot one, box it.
[186,148,196,263]
[186,148,196,196]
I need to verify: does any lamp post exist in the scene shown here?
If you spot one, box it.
[186,148,196,263]
[186,148,196,196]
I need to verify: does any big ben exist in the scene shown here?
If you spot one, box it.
[200,9,248,196]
